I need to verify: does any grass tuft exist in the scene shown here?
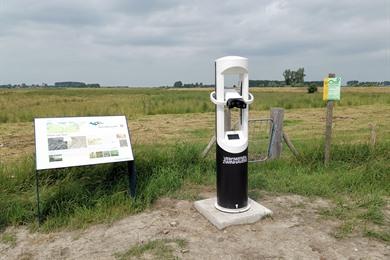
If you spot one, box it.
[364,229,390,243]
[115,238,188,260]
[1,232,17,247]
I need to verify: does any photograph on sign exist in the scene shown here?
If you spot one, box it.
[34,116,133,170]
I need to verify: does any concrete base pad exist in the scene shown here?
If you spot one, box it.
[194,197,272,230]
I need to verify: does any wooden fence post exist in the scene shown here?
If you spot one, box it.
[201,136,216,158]
[283,132,300,158]
[324,73,336,166]
[269,108,284,159]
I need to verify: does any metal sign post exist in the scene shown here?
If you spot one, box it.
[127,160,137,197]
[35,169,42,225]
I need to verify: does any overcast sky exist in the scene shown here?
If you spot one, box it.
[0,0,389,86]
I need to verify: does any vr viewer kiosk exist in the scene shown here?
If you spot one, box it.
[210,56,254,213]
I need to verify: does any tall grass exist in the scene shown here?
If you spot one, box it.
[249,143,390,197]
[0,141,388,235]
[0,144,213,231]
[1,88,389,123]
[249,142,390,240]
[1,87,389,243]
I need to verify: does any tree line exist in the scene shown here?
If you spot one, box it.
[172,67,388,88]
[0,82,100,89]
[346,81,389,86]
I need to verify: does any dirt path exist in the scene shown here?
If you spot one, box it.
[1,194,388,259]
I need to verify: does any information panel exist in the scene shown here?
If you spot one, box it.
[34,116,133,170]
[323,77,341,101]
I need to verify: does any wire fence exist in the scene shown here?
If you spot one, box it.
[248,118,274,162]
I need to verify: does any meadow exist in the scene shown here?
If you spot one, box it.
[1,87,389,123]
[0,87,389,243]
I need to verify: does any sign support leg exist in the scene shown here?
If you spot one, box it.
[324,73,337,167]
[127,161,136,198]
[35,170,41,226]
[324,100,334,166]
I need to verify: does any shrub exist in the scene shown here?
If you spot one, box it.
[307,85,318,93]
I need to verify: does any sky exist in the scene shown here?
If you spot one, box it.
[0,0,389,86]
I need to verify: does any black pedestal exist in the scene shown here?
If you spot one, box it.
[216,144,248,209]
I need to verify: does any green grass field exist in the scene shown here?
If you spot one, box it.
[0,87,389,242]
[1,87,389,123]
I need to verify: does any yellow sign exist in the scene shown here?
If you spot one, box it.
[323,77,341,101]
[323,78,328,101]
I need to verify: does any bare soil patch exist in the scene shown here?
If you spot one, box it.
[1,194,388,259]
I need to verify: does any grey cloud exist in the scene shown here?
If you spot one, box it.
[109,0,182,14]
[0,0,388,85]
[0,1,104,27]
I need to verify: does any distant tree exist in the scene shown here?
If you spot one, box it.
[295,68,305,84]
[283,69,292,85]
[54,82,86,88]
[291,71,297,84]
[173,81,183,88]
[347,80,359,86]
[283,68,305,86]
[86,83,100,88]
[249,80,286,87]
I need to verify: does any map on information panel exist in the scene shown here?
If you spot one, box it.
[34,116,133,170]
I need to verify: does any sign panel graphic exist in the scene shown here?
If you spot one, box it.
[34,116,133,170]
[323,77,341,101]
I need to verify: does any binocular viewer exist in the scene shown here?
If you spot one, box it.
[210,92,253,109]
[210,56,254,213]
